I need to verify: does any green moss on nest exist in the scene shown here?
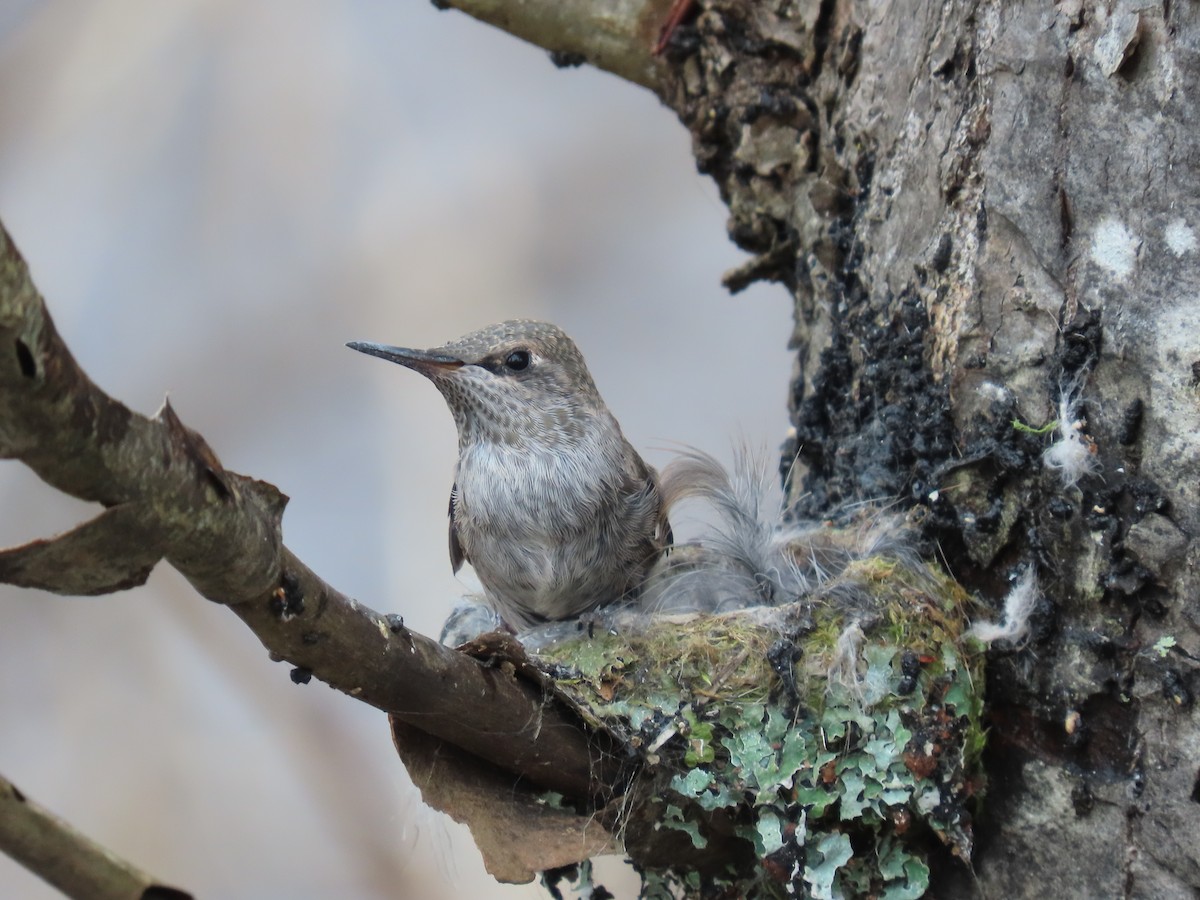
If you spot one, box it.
[528,552,985,898]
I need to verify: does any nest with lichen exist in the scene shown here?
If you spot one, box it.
[523,544,986,899]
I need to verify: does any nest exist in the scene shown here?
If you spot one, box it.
[471,540,986,898]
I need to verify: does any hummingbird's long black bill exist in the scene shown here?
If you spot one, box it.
[346,341,464,371]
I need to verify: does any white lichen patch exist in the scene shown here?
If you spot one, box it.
[976,381,1012,404]
[1091,218,1139,279]
[1165,218,1197,257]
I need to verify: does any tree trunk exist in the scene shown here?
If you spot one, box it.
[448,0,1200,895]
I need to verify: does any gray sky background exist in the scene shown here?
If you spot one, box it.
[0,3,793,897]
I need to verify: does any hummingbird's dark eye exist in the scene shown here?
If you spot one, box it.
[504,350,531,371]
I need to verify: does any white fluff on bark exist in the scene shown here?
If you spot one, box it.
[1043,389,1099,487]
[966,568,1039,644]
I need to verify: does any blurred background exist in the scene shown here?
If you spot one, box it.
[0,2,791,897]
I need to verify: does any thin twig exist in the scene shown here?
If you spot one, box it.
[0,772,191,900]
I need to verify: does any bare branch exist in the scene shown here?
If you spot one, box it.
[440,0,672,92]
[0,772,191,900]
[0,220,618,801]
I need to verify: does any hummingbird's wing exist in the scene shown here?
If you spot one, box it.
[448,483,467,573]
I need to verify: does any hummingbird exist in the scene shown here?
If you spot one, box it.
[348,320,673,628]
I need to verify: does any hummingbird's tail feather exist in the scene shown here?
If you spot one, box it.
[657,446,809,604]
[644,446,917,616]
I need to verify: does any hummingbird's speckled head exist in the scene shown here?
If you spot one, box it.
[347,319,610,448]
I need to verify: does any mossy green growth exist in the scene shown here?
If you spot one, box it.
[528,554,985,898]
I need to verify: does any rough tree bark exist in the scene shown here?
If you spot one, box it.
[440,0,1200,896]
